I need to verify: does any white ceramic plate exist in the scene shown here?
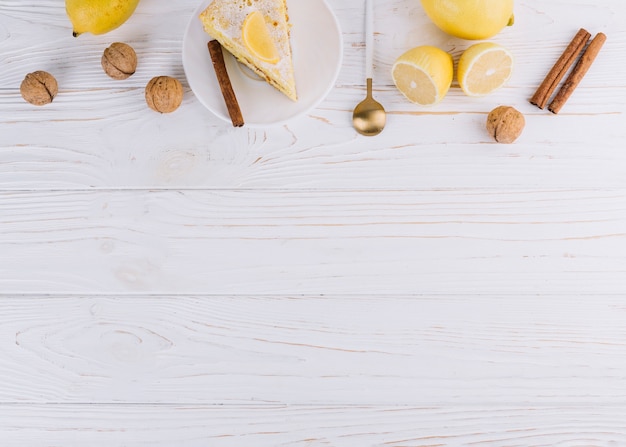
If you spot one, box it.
[182,0,343,127]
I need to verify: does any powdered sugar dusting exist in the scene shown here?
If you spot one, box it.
[199,0,296,99]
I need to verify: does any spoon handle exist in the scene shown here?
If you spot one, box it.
[365,0,373,80]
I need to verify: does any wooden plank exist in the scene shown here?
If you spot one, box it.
[2,189,625,295]
[0,0,623,89]
[2,294,626,405]
[1,87,626,190]
[2,0,624,190]
[1,403,626,446]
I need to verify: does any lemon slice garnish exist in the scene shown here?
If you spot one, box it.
[242,10,279,64]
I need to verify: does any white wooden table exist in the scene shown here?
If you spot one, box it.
[2,0,626,445]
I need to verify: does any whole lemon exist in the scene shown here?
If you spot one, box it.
[420,0,514,40]
[66,0,141,37]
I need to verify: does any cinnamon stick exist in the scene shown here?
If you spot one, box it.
[548,32,606,114]
[530,28,591,109]
[208,40,244,127]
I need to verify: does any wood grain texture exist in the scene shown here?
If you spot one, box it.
[1,189,626,294]
[2,295,626,405]
[2,403,626,446]
[1,0,626,445]
[1,87,626,189]
[1,0,625,190]
[1,0,623,89]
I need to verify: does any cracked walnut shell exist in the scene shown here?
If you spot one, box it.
[102,42,137,80]
[145,76,183,113]
[20,71,58,106]
[486,105,525,144]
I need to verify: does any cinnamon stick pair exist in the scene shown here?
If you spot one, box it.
[530,28,606,114]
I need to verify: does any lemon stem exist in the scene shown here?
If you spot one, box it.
[507,14,514,26]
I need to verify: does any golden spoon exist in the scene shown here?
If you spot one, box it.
[353,0,386,136]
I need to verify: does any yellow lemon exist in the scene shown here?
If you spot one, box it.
[420,0,514,40]
[392,46,453,106]
[66,0,141,37]
[242,11,279,64]
[457,42,513,96]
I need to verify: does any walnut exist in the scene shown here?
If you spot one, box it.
[20,71,58,106]
[486,105,525,144]
[145,76,183,113]
[102,42,137,80]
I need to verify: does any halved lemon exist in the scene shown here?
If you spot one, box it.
[392,45,453,106]
[242,10,279,64]
[457,42,513,96]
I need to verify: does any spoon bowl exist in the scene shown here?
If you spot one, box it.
[353,78,386,136]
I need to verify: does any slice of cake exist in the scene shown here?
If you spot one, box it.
[199,0,297,101]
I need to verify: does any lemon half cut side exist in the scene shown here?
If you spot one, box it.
[457,42,513,97]
[392,45,454,106]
